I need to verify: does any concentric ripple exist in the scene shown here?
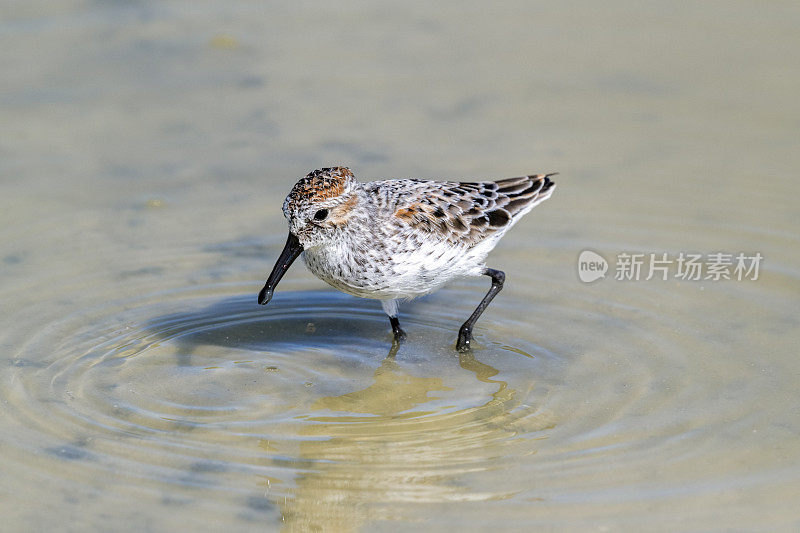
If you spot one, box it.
[0,283,562,525]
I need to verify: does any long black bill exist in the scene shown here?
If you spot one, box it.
[258,233,303,305]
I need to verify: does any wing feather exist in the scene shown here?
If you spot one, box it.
[384,173,556,247]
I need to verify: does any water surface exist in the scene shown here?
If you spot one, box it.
[1,1,799,531]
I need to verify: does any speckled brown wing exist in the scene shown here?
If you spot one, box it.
[388,173,556,247]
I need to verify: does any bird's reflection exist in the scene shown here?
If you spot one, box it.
[312,351,451,417]
[276,344,552,532]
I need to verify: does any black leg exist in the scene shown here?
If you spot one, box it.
[457,268,505,352]
[389,316,407,342]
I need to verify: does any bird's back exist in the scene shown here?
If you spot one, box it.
[368,173,556,248]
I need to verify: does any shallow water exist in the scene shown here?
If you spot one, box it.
[2,1,800,531]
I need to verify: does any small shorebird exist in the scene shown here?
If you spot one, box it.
[258,167,556,351]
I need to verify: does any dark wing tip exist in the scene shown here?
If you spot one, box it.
[494,173,557,217]
[539,173,557,193]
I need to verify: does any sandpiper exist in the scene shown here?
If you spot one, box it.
[258,167,555,351]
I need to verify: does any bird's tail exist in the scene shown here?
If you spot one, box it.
[493,172,557,218]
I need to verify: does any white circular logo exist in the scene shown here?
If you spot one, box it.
[577,250,608,283]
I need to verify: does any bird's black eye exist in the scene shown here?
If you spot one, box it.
[313,209,329,221]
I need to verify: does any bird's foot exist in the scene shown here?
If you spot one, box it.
[456,326,473,352]
[393,328,407,342]
[390,316,407,343]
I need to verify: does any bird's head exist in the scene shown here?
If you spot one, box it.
[258,167,360,305]
[282,166,360,249]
